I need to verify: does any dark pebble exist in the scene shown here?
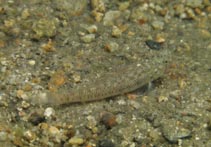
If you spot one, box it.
[100,111,117,129]
[28,111,46,125]
[97,139,115,147]
[145,40,162,50]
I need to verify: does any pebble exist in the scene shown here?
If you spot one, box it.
[148,129,162,142]
[157,95,168,103]
[151,20,165,30]
[86,25,98,33]
[54,0,87,16]
[100,111,117,129]
[129,100,141,109]
[200,29,211,39]
[28,111,46,126]
[185,0,203,8]
[44,107,55,118]
[207,42,211,50]
[129,5,148,21]
[0,94,8,107]
[72,73,81,83]
[161,119,192,143]
[80,34,95,43]
[118,1,130,11]
[21,101,30,109]
[48,126,60,135]
[16,90,28,100]
[21,8,30,19]
[91,0,105,13]
[103,10,121,26]
[28,60,36,66]
[145,40,162,50]
[112,26,122,37]
[117,99,126,105]
[68,137,84,145]
[0,131,8,141]
[41,39,56,52]
[104,41,119,52]
[92,11,104,22]
[98,139,115,147]
[23,130,36,142]
[86,115,97,130]
[32,18,58,39]
[169,90,181,100]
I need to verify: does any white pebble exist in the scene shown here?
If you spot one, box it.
[28,60,36,66]
[44,107,55,118]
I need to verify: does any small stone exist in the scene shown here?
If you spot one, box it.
[49,126,60,135]
[157,95,168,103]
[117,99,126,105]
[185,0,203,8]
[86,25,98,33]
[128,31,135,36]
[39,123,49,130]
[151,20,164,30]
[98,139,115,147]
[0,94,8,107]
[28,60,36,66]
[81,34,95,43]
[129,100,141,109]
[92,10,104,22]
[186,8,196,19]
[32,18,58,39]
[49,70,66,90]
[21,101,30,109]
[207,42,211,50]
[4,19,15,28]
[112,26,122,37]
[55,0,87,16]
[68,137,84,145]
[65,126,75,138]
[21,8,30,19]
[155,35,166,43]
[100,111,117,129]
[200,29,211,39]
[104,42,119,52]
[24,130,36,142]
[149,129,162,142]
[169,90,181,100]
[86,115,97,130]
[16,90,28,100]
[118,1,130,11]
[91,0,105,12]
[41,39,56,52]
[0,131,8,141]
[44,107,55,118]
[145,40,162,50]
[28,111,45,125]
[72,74,81,83]
[178,78,187,89]
[103,10,121,26]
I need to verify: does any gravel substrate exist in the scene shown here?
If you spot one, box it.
[0,0,211,147]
